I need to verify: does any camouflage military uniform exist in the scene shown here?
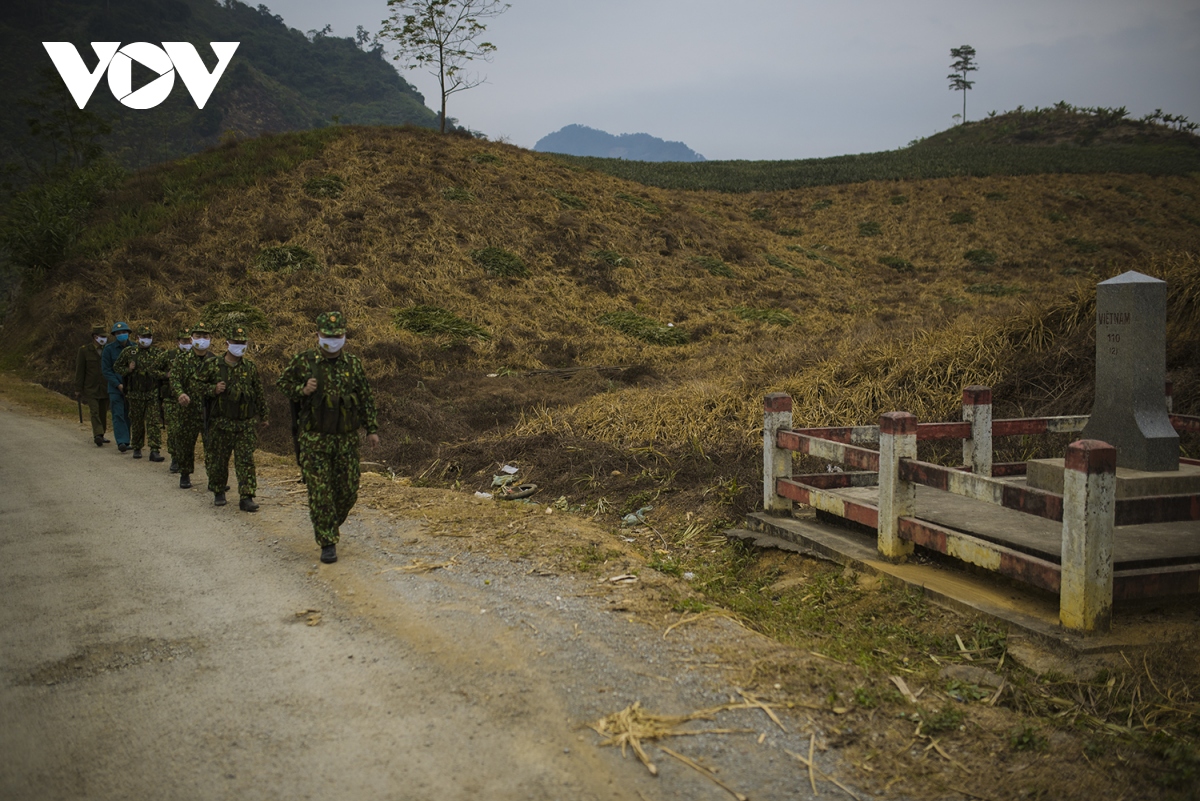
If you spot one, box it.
[195,334,267,501]
[115,326,168,457]
[276,312,378,548]
[170,325,218,482]
[161,331,191,470]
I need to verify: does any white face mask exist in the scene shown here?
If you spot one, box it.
[138,337,152,348]
[95,336,107,346]
[179,342,192,351]
[318,335,346,354]
[193,337,211,350]
[227,343,248,358]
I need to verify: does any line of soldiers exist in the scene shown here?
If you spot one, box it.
[75,311,379,564]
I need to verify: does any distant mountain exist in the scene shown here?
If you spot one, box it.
[535,124,705,162]
[0,0,440,172]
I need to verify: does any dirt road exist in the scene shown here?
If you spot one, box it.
[0,401,855,801]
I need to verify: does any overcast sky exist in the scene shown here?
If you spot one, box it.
[266,0,1200,160]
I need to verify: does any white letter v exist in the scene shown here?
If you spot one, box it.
[163,42,239,109]
[42,42,121,109]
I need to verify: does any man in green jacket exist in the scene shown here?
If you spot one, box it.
[276,311,379,564]
[75,324,110,446]
[170,323,217,490]
[115,325,168,461]
[162,329,192,473]
[195,326,268,511]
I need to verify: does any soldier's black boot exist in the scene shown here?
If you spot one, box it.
[149,450,164,463]
[239,496,259,512]
[169,459,179,473]
[133,449,143,459]
[118,443,128,453]
[179,472,191,489]
[320,544,337,564]
[94,435,104,447]
[213,491,227,506]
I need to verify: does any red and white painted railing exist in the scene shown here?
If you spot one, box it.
[762,387,1200,633]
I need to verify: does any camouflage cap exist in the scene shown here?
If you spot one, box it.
[91,323,106,335]
[111,320,131,334]
[137,325,152,337]
[227,325,248,342]
[190,323,210,336]
[176,329,192,340]
[316,310,346,336]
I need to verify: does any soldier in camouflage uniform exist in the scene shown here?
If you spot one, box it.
[195,326,267,510]
[162,330,193,473]
[170,323,218,490]
[277,311,379,563]
[114,325,168,461]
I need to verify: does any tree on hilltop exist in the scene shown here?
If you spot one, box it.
[948,45,978,124]
[379,0,510,133]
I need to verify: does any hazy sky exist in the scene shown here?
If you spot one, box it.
[266,0,1200,160]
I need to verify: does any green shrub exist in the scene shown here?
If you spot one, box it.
[302,175,345,198]
[785,245,843,270]
[878,255,914,272]
[1008,724,1048,752]
[471,246,529,277]
[254,245,321,273]
[201,301,270,334]
[921,705,965,734]
[394,305,490,340]
[776,227,804,236]
[964,248,997,265]
[858,221,881,237]
[599,311,688,345]
[889,194,908,205]
[984,191,1008,201]
[588,249,629,267]
[550,189,586,209]
[734,306,794,326]
[812,199,833,210]
[749,206,772,221]
[765,254,806,277]
[693,256,734,277]
[949,210,976,225]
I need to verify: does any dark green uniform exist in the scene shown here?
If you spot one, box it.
[170,345,218,477]
[115,339,168,453]
[162,344,188,465]
[195,354,267,499]
[75,332,109,441]
[276,348,378,546]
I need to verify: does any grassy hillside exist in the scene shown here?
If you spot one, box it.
[3,124,1199,511]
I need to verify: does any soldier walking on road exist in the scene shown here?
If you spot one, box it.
[75,324,110,446]
[115,325,168,461]
[162,329,193,473]
[101,321,133,452]
[170,323,217,490]
[277,311,379,564]
[195,326,268,511]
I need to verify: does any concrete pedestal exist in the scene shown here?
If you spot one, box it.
[1027,458,1200,499]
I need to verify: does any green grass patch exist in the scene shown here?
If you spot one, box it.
[471,246,530,277]
[648,554,683,576]
[549,189,586,209]
[811,199,833,210]
[889,194,908,205]
[599,311,688,346]
[1065,237,1101,253]
[693,256,734,277]
[201,301,270,335]
[921,705,965,735]
[878,255,914,272]
[964,248,998,266]
[985,191,1009,201]
[949,210,976,225]
[588,249,629,267]
[785,245,843,271]
[749,206,772,221]
[303,175,345,198]
[471,152,500,164]
[734,306,794,326]
[1009,724,1049,752]
[764,254,806,278]
[441,186,474,202]
[393,305,490,340]
[1048,211,1070,223]
[615,192,661,213]
[776,227,804,236]
[253,245,321,274]
[857,221,882,237]
[966,283,1022,296]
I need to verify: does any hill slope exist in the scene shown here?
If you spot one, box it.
[0,0,438,171]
